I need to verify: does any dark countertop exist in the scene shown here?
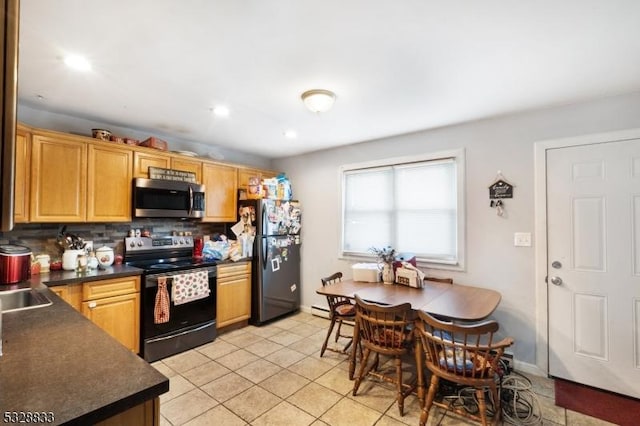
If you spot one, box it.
[0,287,169,425]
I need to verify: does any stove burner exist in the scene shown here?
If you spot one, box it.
[148,264,180,270]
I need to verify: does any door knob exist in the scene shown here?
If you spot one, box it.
[550,276,563,286]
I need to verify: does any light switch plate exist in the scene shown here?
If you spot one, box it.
[514,232,532,247]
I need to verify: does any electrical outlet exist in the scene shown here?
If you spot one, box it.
[84,240,94,254]
[514,232,532,247]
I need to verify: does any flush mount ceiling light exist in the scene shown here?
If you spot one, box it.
[301,89,336,113]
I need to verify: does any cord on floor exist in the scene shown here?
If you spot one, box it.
[437,362,543,425]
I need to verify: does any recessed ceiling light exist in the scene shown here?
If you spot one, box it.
[64,54,91,72]
[212,106,230,117]
[283,130,297,139]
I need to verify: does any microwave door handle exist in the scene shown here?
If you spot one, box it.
[188,185,194,215]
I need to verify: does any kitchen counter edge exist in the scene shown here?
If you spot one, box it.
[29,264,143,288]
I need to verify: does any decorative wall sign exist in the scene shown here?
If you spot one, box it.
[149,166,196,183]
[489,171,514,217]
[489,179,514,199]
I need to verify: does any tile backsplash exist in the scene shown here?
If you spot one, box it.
[0,220,227,259]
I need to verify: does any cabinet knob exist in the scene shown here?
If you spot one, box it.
[89,301,97,309]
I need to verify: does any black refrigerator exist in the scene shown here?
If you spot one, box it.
[237,198,302,324]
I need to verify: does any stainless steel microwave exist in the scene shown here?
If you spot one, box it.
[133,178,205,219]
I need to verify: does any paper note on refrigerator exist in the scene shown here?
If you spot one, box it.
[230,220,245,237]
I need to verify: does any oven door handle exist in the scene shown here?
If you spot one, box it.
[145,321,215,343]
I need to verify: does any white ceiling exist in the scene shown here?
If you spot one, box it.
[17,0,640,159]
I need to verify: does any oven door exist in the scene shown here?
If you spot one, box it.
[142,265,217,362]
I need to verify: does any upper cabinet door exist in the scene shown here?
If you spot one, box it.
[237,167,279,189]
[202,163,237,222]
[87,143,133,222]
[14,126,31,223]
[30,134,87,222]
[171,157,203,183]
[133,150,171,178]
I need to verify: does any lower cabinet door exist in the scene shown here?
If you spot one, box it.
[217,275,251,328]
[82,292,140,353]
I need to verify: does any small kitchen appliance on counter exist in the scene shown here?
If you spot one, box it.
[0,244,32,284]
[123,236,217,362]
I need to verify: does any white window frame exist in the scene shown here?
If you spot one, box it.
[338,148,466,271]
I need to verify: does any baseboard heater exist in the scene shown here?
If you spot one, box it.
[311,305,330,319]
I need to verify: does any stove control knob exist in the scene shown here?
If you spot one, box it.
[185,238,191,245]
[172,238,178,245]
[129,241,135,248]
[137,241,143,247]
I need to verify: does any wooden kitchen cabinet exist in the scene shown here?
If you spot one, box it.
[237,167,279,189]
[81,276,141,353]
[202,162,238,222]
[14,125,31,223]
[30,133,87,222]
[29,130,133,222]
[49,283,82,311]
[133,150,171,178]
[217,262,251,328]
[171,156,203,183]
[87,143,133,221]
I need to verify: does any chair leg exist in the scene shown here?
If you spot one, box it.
[415,338,425,409]
[395,356,404,416]
[489,383,501,425]
[476,388,488,426]
[352,348,371,396]
[335,319,343,342]
[372,352,380,371]
[420,375,439,426]
[348,326,361,380]
[320,317,337,358]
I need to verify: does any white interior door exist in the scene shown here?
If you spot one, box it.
[547,138,640,398]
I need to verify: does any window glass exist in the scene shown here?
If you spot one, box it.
[341,155,462,266]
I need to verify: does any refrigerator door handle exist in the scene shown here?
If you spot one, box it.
[262,202,268,236]
[262,237,268,270]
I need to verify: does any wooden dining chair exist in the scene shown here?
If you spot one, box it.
[352,294,415,416]
[414,310,513,426]
[320,272,356,357]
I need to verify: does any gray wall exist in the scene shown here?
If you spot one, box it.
[273,91,640,366]
[18,104,273,169]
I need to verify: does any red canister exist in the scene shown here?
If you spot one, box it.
[0,244,32,284]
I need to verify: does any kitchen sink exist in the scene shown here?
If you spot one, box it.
[0,287,52,313]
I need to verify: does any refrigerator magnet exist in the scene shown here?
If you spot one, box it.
[271,257,280,272]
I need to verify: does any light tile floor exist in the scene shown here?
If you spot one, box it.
[152,311,615,426]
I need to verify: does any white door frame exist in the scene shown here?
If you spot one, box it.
[533,127,640,374]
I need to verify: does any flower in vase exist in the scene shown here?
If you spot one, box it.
[369,246,396,264]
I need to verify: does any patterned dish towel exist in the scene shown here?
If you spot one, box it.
[154,277,170,324]
[171,270,210,305]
